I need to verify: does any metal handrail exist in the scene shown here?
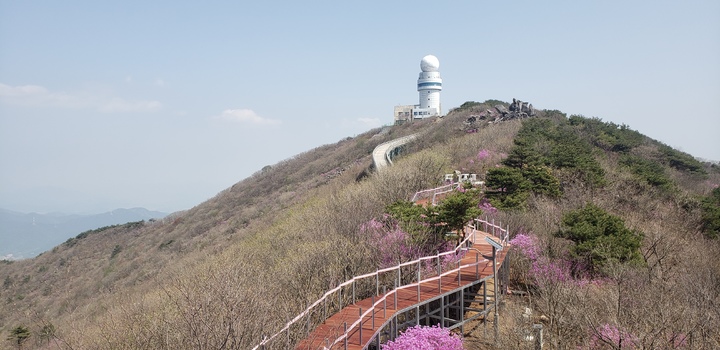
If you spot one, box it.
[472,216,510,246]
[409,183,459,202]
[326,251,490,349]
[252,217,509,350]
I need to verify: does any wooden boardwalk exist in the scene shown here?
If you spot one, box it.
[295,231,508,350]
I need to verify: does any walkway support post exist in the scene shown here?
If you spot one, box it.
[483,281,487,337]
[383,286,387,318]
[440,295,445,327]
[372,295,375,329]
[492,244,499,344]
[343,322,348,349]
[475,251,479,279]
[460,288,465,334]
[359,307,363,344]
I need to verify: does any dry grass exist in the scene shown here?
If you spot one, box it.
[1,107,719,349]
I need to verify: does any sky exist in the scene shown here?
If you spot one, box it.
[1,1,719,214]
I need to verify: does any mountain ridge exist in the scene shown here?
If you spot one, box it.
[1,100,718,349]
[0,207,168,259]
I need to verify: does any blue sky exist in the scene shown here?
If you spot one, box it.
[1,1,719,214]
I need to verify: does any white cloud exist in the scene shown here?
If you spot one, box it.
[0,83,48,97]
[98,97,162,113]
[0,82,86,108]
[214,109,281,125]
[0,82,161,113]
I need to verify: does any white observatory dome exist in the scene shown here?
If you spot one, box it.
[420,55,440,72]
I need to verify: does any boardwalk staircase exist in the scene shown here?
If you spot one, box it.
[253,185,511,350]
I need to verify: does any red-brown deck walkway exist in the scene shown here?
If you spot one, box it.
[295,231,508,350]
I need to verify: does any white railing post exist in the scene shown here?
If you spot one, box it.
[376,271,379,296]
[417,260,421,301]
[397,268,401,289]
[436,253,441,292]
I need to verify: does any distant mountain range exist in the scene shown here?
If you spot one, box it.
[0,207,168,259]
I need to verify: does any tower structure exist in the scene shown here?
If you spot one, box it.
[393,55,443,124]
[417,55,442,116]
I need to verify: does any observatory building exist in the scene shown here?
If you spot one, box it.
[394,55,443,124]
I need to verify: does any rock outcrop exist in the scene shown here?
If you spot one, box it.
[462,98,536,132]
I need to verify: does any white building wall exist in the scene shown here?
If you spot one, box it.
[393,55,443,123]
[417,68,442,114]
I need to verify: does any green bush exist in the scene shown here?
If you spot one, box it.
[557,204,643,272]
[63,237,77,247]
[657,144,706,176]
[523,165,562,197]
[700,187,720,239]
[387,186,481,243]
[486,117,608,208]
[434,186,482,241]
[620,155,674,191]
[483,99,507,106]
[158,239,175,249]
[569,115,644,153]
[7,325,31,348]
[508,118,605,185]
[110,245,122,259]
[458,101,484,109]
[485,167,530,209]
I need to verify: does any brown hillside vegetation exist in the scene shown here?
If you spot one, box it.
[1,100,719,349]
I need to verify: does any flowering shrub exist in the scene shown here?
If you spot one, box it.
[360,218,421,268]
[478,198,498,216]
[477,149,491,161]
[510,232,605,288]
[382,324,463,350]
[530,257,571,288]
[440,241,465,267]
[509,233,540,261]
[590,324,639,349]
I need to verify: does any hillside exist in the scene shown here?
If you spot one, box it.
[0,208,168,259]
[1,100,719,349]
